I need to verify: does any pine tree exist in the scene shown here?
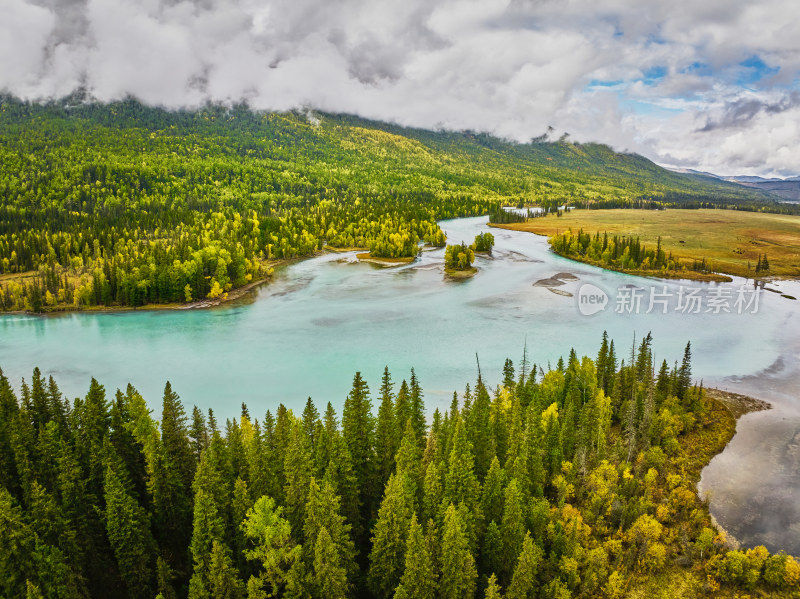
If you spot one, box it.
[506,533,542,599]
[242,496,302,598]
[156,557,178,599]
[393,515,437,599]
[104,463,156,599]
[491,387,510,467]
[655,359,671,402]
[69,382,120,595]
[481,520,504,587]
[480,457,505,527]
[80,377,110,498]
[596,331,609,393]
[55,423,106,593]
[505,395,523,472]
[677,341,692,400]
[231,478,251,575]
[542,404,563,481]
[190,406,209,462]
[24,479,87,598]
[188,488,225,599]
[444,418,480,512]
[242,417,268,506]
[624,374,639,463]
[303,478,357,584]
[409,369,427,447]
[311,527,349,599]
[272,404,291,501]
[605,341,617,398]
[206,541,245,599]
[375,367,398,485]
[502,359,515,390]
[302,397,320,453]
[439,504,477,599]
[0,369,21,498]
[500,478,527,585]
[394,380,411,442]
[421,461,444,525]
[368,472,414,599]
[25,581,44,599]
[467,376,493,481]
[155,381,195,576]
[261,410,282,502]
[342,372,377,520]
[524,405,546,498]
[395,419,421,501]
[485,574,504,599]
[319,405,362,544]
[226,419,245,482]
[29,367,50,434]
[0,486,40,596]
[108,389,149,507]
[283,419,312,532]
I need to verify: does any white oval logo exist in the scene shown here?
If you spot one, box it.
[578,284,608,315]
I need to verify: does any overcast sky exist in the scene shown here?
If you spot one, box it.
[3,0,800,176]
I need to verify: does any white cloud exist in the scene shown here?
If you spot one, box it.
[1,0,799,175]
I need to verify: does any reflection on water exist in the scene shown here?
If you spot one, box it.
[701,325,800,556]
[1,216,799,555]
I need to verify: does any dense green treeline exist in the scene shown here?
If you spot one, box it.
[551,230,685,273]
[1,334,798,598]
[549,229,746,278]
[0,96,780,312]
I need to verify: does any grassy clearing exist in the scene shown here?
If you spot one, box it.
[498,209,800,279]
[444,266,478,279]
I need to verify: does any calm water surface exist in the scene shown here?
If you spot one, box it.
[1,216,799,554]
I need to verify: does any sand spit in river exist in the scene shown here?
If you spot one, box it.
[534,271,581,288]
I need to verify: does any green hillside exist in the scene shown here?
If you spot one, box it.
[0,97,781,311]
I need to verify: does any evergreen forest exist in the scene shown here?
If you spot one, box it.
[0,97,783,312]
[1,334,798,598]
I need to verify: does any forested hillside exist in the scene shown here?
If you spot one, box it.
[1,334,797,598]
[0,97,780,312]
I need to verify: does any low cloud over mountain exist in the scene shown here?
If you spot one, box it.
[2,0,799,176]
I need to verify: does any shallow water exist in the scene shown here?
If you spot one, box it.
[1,216,799,554]
[699,321,800,556]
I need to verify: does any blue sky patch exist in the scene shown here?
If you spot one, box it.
[737,55,780,86]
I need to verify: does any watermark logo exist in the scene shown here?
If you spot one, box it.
[578,284,609,315]
[576,283,761,316]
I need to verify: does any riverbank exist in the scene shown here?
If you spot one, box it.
[705,388,772,419]
[492,208,800,281]
[692,388,771,554]
[0,256,299,316]
[492,222,733,283]
[623,388,785,599]
[444,265,478,279]
[355,252,416,266]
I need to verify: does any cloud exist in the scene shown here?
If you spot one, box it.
[697,91,800,132]
[1,0,799,175]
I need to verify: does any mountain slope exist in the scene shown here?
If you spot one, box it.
[729,179,800,202]
[0,96,789,311]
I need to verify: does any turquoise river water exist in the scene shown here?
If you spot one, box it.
[1,216,799,554]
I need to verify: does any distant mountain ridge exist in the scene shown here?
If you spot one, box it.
[726,175,800,183]
[668,168,800,202]
[0,95,788,210]
[731,179,800,202]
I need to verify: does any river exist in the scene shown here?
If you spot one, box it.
[1,216,799,554]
